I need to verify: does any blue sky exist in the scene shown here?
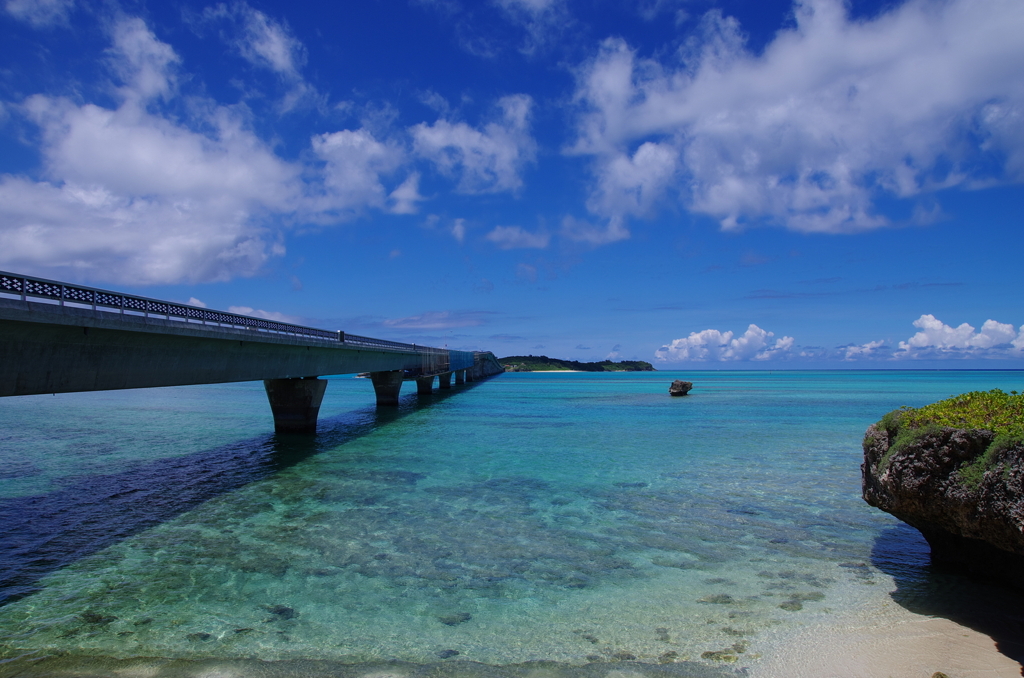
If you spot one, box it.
[1,0,1023,368]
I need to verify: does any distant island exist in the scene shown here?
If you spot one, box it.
[499,355,656,372]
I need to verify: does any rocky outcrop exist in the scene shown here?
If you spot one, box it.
[862,423,1024,588]
[669,380,693,396]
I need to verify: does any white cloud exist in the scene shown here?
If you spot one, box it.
[0,18,299,285]
[655,324,795,362]
[187,297,207,308]
[0,14,554,286]
[200,2,318,112]
[492,0,569,54]
[234,5,304,78]
[108,17,180,102]
[5,0,73,27]
[412,94,536,194]
[584,141,677,240]
[560,214,629,245]
[569,0,1024,235]
[516,262,538,282]
[451,218,467,243]
[844,339,886,360]
[227,305,301,323]
[311,128,406,217]
[895,314,1024,358]
[495,0,558,13]
[485,225,549,249]
[637,0,688,24]
[388,172,425,214]
[382,310,490,329]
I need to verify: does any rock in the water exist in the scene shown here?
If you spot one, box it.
[862,423,1024,589]
[264,605,298,620]
[697,593,735,605]
[436,649,460,659]
[438,612,472,626]
[669,380,693,396]
[79,612,117,625]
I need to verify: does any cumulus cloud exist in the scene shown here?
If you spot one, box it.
[108,17,181,102]
[894,314,1024,358]
[844,340,887,360]
[0,12,550,286]
[387,173,425,214]
[312,128,406,217]
[569,0,1024,236]
[5,0,73,27]
[485,225,549,249]
[412,94,536,194]
[583,141,677,242]
[655,324,795,362]
[0,17,298,284]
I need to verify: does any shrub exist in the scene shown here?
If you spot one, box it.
[872,389,1024,485]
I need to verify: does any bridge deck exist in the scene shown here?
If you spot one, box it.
[0,271,500,399]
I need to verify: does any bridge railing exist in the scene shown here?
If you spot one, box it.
[0,270,343,341]
[0,271,452,357]
[343,333,426,353]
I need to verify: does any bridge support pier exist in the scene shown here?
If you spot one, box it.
[416,376,435,395]
[370,370,404,406]
[455,369,465,385]
[438,372,452,389]
[264,377,327,433]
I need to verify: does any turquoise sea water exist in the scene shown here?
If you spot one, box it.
[1,370,1022,677]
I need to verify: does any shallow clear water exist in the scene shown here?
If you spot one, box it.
[1,370,1021,676]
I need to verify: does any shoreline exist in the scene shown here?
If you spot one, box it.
[751,598,1021,677]
[2,613,1018,678]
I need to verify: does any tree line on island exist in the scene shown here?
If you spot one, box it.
[498,355,655,372]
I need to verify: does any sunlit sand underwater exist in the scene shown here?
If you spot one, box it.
[1,371,1022,676]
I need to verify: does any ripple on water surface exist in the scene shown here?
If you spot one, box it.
[1,371,1021,674]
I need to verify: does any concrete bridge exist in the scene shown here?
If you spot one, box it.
[0,271,504,432]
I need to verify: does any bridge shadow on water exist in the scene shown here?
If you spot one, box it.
[870,523,1024,671]
[0,384,477,608]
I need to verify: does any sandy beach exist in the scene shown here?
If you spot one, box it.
[753,600,1021,678]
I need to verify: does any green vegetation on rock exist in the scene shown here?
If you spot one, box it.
[498,355,655,372]
[874,389,1024,486]
[896,389,1024,436]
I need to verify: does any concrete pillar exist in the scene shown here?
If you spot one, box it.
[438,372,452,390]
[264,377,327,433]
[455,370,465,385]
[370,370,404,406]
[416,375,435,395]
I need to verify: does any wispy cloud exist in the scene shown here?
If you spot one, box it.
[382,310,496,329]
[485,225,549,249]
[5,0,73,27]
[199,1,320,112]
